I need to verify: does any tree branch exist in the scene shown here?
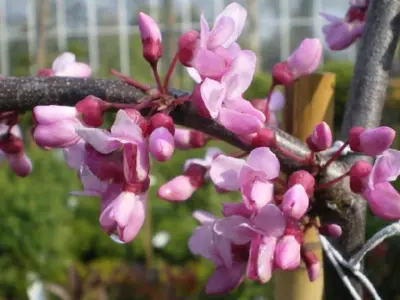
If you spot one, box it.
[323,1,400,299]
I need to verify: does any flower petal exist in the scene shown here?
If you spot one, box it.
[369,149,400,187]
[257,236,277,283]
[186,67,202,83]
[253,204,286,237]
[250,180,274,209]
[205,263,245,295]
[119,193,146,242]
[209,155,245,190]
[213,215,255,245]
[200,78,226,119]
[363,182,400,220]
[208,16,235,49]
[111,110,144,142]
[76,127,121,154]
[269,91,286,112]
[246,147,280,180]
[192,48,227,79]
[52,52,76,73]
[218,107,263,135]
[193,210,217,225]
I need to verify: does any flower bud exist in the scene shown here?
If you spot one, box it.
[307,122,332,152]
[349,160,372,193]
[138,12,163,65]
[302,248,321,281]
[288,170,315,197]
[348,126,365,152]
[281,184,309,219]
[251,128,276,148]
[158,175,197,201]
[359,126,396,156]
[275,235,301,270]
[149,127,175,162]
[0,134,24,154]
[178,30,200,67]
[33,119,81,148]
[319,223,342,237]
[148,113,175,135]
[272,61,294,86]
[75,95,107,127]
[7,153,33,177]
[37,68,54,76]
[287,38,322,79]
[33,105,78,125]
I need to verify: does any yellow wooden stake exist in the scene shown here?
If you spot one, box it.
[274,73,336,300]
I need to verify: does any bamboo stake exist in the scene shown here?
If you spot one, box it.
[274,73,336,300]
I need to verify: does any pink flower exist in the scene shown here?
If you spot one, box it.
[275,235,301,270]
[138,12,163,65]
[210,147,280,211]
[33,105,81,148]
[349,126,395,156]
[320,1,368,51]
[281,184,309,220]
[100,190,147,243]
[174,128,207,150]
[187,2,246,80]
[273,39,322,86]
[193,50,265,135]
[361,149,400,220]
[70,166,108,197]
[188,210,250,294]
[158,147,222,201]
[51,52,92,77]
[307,122,333,152]
[76,109,149,183]
[148,127,175,162]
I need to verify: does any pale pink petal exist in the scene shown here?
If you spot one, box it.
[76,127,121,154]
[63,139,86,169]
[200,78,226,119]
[369,149,400,187]
[55,62,91,77]
[288,38,322,78]
[223,50,257,99]
[225,42,241,58]
[149,127,175,162]
[192,48,227,79]
[281,184,309,220]
[224,98,266,123]
[205,263,245,295]
[208,16,235,49]
[250,180,274,209]
[246,147,280,180]
[136,144,150,182]
[158,175,196,201]
[119,193,146,243]
[360,127,396,156]
[111,110,144,142]
[275,235,301,270]
[218,107,263,135]
[200,13,210,48]
[209,155,245,190]
[363,182,400,220]
[222,202,253,218]
[246,235,261,280]
[269,91,286,112]
[214,2,247,48]
[34,120,81,148]
[204,147,223,164]
[33,105,78,125]
[193,210,217,225]
[71,166,107,196]
[114,191,137,227]
[52,52,76,73]
[186,67,202,83]
[253,204,286,237]
[213,216,255,245]
[257,236,277,283]
[138,12,162,41]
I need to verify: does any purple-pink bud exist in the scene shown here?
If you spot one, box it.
[272,61,294,86]
[251,128,276,148]
[307,122,332,152]
[348,126,365,152]
[359,126,396,156]
[349,160,372,193]
[148,113,175,135]
[281,184,309,220]
[174,128,207,150]
[183,164,207,188]
[319,223,342,237]
[287,39,322,79]
[138,12,162,65]
[37,68,54,76]
[302,248,321,281]
[251,99,267,112]
[75,95,107,127]
[275,235,301,270]
[0,134,24,154]
[149,127,175,162]
[288,170,315,197]
[33,119,81,148]
[7,153,33,177]
[191,83,212,118]
[157,175,197,201]
[178,30,200,67]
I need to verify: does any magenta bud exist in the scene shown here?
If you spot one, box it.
[157,175,197,201]
[275,235,301,270]
[287,38,322,79]
[349,160,372,193]
[33,105,78,125]
[33,120,81,148]
[7,153,33,177]
[319,223,342,237]
[251,128,276,148]
[281,184,309,220]
[307,122,332,151]
[359,126,396,156]
[348,126,365,152]
[138,12,163,65]
[149,127,175,162]
[251,99,267,112]
[272,61,294,86]
[189,130,207,148]
[191,83,212,118]
[178,30,200,67]
[0,134,24,154]
[183,164,207,188]
[302,249,321,281]
[123,109,148,135]
[75,95,106,127]
[288,170,315,197]
[148,113,175,135]
[37,68,54,76]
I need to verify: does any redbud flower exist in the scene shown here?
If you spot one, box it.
[349,160,372,193]
[75,95,108,127]
[307,122,333,152]
[174,128,207,150]
[349,126,395,156]
[51,52,91,77]
[275,235,301,270]
[148,113,174,135]
[149,127,175,162]
[319,223,342,237]
[281,184,309,220]
[273,39,322,86]
[138,12,162,65]
[288,170,315,197]
[178,30,200,67]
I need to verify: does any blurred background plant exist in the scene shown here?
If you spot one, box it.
[1,0,400,299]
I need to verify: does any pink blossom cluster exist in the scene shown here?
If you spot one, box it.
[321,0,369,50]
